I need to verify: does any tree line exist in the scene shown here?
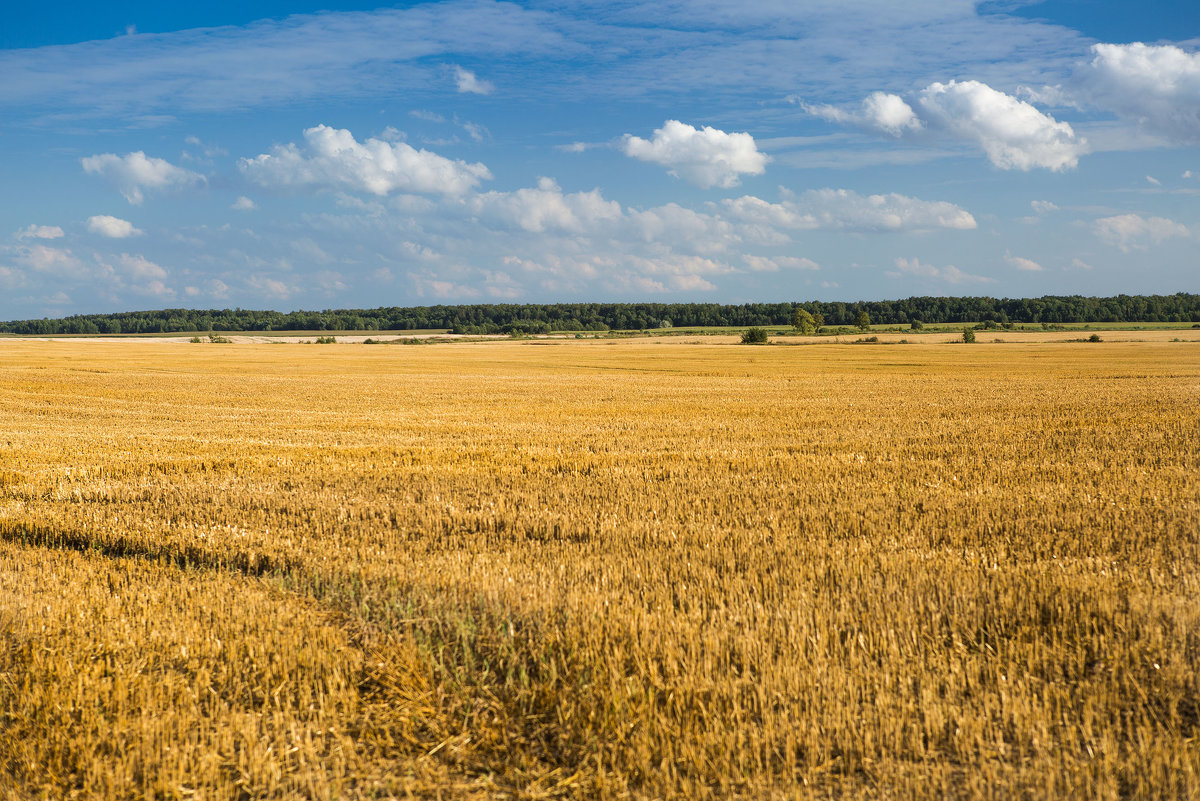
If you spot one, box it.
[2,294,1197,335]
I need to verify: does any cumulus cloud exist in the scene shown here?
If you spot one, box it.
[721,188,976,232]
[469,177,622,233]
[888,257,994,284]
[15,225,64,240]
[114,253,173,297]
[804,91,923,136]
[453,66,493,95]
[1078,43,1200,144]
[1092,213,1190,252]
[240,125,491,197]
[621,120,768,188]
[81,151,205,204]
[13,244,84,275]
[629,203,740,253]
[231,196,257,210]
[1005,252,1043,271]
[87,215,143,238]
[1031,200,1058,214]
[917,80,1085,171]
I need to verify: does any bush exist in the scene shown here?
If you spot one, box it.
[910,320,923,331]
[314,336,337,344]
[962,329,976,343]
[741,328,769,345]
[1089,333,1102,342]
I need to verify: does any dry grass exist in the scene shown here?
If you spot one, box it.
[1,338,1197,799]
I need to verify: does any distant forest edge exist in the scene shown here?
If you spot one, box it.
[3,294,1199,335]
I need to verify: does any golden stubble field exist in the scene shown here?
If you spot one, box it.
[0,338,1197,800]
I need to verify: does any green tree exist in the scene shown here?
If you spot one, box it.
[741,327,769,344]
[910,319,923,331]
[854,310,871,331]
[792,308,816,335]
[962,328,976,343]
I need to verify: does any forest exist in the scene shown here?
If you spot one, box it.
[1,293,1197,335]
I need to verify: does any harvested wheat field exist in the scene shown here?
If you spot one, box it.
[1,337,1197,800]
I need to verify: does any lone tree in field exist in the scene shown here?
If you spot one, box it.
[792,308,817,335]
[854,310,872,331]
[741,327,769,344]
[962,328,976,343]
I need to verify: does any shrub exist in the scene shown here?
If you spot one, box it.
[1089,333,1102,342]
[910,320,923,331]
[741,328,769,345]
[962,329,976,343]
[315,336,337,344]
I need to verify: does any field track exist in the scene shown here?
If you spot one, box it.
[1,338,1197,799]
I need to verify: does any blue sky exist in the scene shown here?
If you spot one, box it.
[1,1,1197,317]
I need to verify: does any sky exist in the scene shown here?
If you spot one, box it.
[1,1,1198,318]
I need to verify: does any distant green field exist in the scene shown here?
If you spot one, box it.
[2,322,1197,339]
[599,320,1200,336]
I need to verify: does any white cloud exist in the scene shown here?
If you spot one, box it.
[469,177,622,233]
[1068,258,1094,271]
[621,120,768,189]
[240,125,491,197]
[185,278,230,299]
[81,151,205,205]
[114,253,173,297]
[15,225,64,240]
[1092,213,1190,252]
[721,188,976,232]
[1146,175,1161,186]
[231,196,257,211]
[629,203,739,253]
[1079,43,1200,145]
[409,109,445,123]
[13,244,84,275]
[87,215,143,238]
[1005,252,1043,271]
[917,80,1085,171]
[453,66,493,95]
[805,91,922,136]
[0,265,25,289]
[888,256,994,284]
[460,121,487,142]
[245,274,299,300]
[743,254,819,272]
[183,135,227,158]
[1030,200,1058,214]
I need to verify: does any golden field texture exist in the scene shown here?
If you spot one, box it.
[0,337,1197,800]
